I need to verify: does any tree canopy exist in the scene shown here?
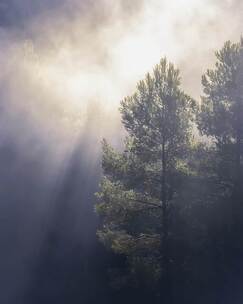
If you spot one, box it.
[95,38,243,304]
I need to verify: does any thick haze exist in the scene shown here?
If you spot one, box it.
[0,0,242,141]
[0,0,242,303]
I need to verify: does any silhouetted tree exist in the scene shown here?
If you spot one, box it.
[198,38,243,211]
[198,37,243,303]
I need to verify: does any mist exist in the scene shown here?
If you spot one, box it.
[0,0,242,303]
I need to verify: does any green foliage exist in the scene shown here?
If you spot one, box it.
[94,38,243,303]
[96,58,196,287]
[198,38,243,187]
[199,38,243,140]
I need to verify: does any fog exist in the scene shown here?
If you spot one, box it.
[0,0,242,303]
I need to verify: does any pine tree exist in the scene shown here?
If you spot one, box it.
[198,38,243,215]
[96,58,195,301]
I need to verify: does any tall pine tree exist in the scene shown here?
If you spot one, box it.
[198,38,243,218]
[96,58,195,302]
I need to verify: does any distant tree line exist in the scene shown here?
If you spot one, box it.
[95,38,243,304]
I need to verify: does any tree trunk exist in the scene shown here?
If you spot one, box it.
[233,125,242,227]
[234,95,242,219]
[236,130,241,191]
[160,138,172,304]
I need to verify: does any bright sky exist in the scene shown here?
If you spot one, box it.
[0,0,242,142]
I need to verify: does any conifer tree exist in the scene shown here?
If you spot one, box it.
[198,38,243,214]
[96,58,195,301]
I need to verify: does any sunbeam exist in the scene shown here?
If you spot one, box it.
[0,1,242,303]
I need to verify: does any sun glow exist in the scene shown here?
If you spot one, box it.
[3,0,236,140]
[27,0,220,113]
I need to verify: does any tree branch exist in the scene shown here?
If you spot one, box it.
[128,198,162,209]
